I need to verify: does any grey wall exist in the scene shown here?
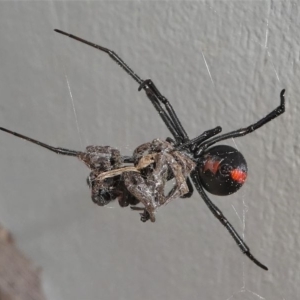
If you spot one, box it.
[0,1,299,300]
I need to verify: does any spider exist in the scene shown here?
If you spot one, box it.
[0,29,286,271]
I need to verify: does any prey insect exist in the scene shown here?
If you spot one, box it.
[0,29,286,271]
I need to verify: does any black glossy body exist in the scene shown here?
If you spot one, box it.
[198,145,247,196]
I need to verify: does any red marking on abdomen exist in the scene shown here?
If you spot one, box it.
[203,157,220,175]
[230,169,247,183]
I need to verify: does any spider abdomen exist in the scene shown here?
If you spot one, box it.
[198,145,247,196]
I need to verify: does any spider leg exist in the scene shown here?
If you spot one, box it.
[195,90,286,156]
[176,126,222,152]
[190,171,268,270]
[54,29,143,86]
[143,88,183,142]
[54,30,186,143]
[0,127,80,156]
[139,79,189,142]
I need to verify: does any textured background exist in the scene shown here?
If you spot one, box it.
[0,1,299,300]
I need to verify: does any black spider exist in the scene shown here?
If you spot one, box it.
[0,29,286,271]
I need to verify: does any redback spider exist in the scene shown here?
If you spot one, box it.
[0,29,286,271]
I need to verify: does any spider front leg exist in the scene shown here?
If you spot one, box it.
[54,30,187,144]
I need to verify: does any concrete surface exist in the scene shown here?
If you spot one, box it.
[0,1,299,300]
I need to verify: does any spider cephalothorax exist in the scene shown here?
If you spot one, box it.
[0,29,286,270]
